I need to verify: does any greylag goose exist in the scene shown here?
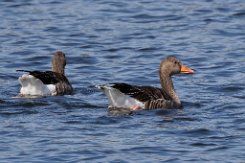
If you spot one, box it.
[17,51,73,96]
[98,56,194,110]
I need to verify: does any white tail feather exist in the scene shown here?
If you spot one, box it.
[98,85,144,109]
[18,74,56,96]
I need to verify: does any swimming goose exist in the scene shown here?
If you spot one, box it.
[17,51,73,96]
[98,56,194,110]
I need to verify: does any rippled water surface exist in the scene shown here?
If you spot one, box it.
[0,0,245,162]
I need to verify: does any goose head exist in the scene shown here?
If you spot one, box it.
[160,56,194,76]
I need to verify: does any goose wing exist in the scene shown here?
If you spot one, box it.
[17,70,60,84]
[110,83,171,102]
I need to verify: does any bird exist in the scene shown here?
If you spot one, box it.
[98,56,194,110]
[17,51,73,96]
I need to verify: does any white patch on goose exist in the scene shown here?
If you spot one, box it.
[98,85,145,109]
[18,74,56,96]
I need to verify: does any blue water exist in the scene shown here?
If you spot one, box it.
[0,0,245,162]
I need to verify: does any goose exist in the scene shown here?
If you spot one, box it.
[17,51,73,96]
[98,56,194,110]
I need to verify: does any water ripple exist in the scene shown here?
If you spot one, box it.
[0,0,244,162]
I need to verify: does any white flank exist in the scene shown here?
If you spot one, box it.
[18,74,56,96]
[98,85,144,109]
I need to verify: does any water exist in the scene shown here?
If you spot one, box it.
[0,0,244,162]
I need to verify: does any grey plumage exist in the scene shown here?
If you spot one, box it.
[17,51,73,96]
[99,56,193,110]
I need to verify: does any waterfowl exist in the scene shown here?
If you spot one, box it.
[98,56,194,110]
[17,51,73,96]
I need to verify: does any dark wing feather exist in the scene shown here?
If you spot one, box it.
[17,70,62,84]
[111,83,171,102]
[17,70,73,95]
[28,71,60,84]
[29,71,73,94]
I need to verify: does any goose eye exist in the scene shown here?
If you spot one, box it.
[174,61,177,65]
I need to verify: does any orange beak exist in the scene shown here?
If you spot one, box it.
[180,64,194,74]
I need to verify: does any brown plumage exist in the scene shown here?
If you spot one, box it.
[17,51,73,96]
[99,56,194,110]
[51,51,73,95]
